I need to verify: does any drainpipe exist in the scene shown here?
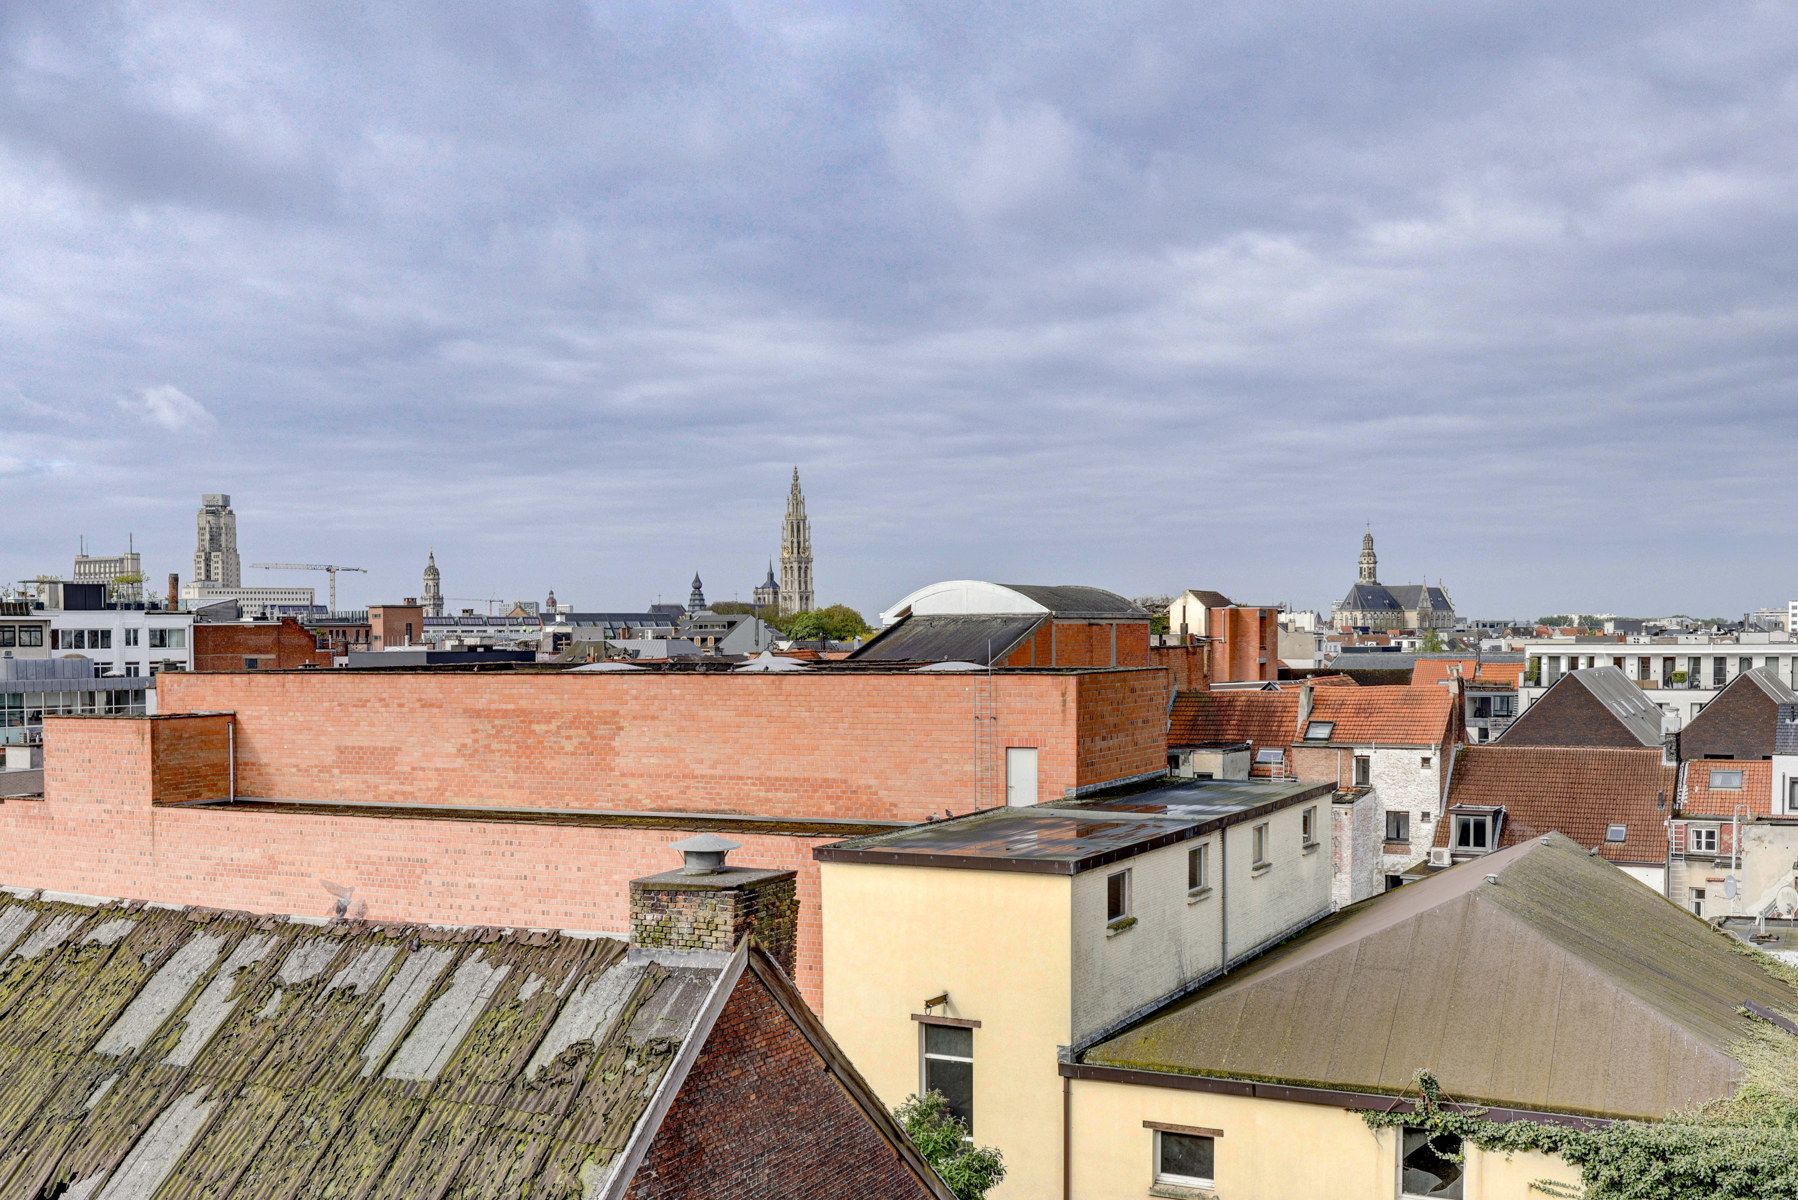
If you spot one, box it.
[228,718,236,802]
[1219,825,1229,966]
[1062,1073,1072,1200]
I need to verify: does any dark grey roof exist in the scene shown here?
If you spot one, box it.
[0,769,43,798]
[1566,666,1666,747]
[849,614,1045,664]
[1181,589,1236,609]
[1386,584,1453,611]
[816,777,1332,874]
[1338,583,1401,611]
[998,584,1146,618]
[1779,704,1798,756]
[1083,833,1798,1120]
[1741,667,1798,704]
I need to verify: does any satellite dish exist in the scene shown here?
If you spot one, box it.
[1724,876,1740,900]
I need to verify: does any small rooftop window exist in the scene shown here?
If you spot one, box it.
[1709,768,1744,790]
[1605,824,1627,843]
[1254,748,1285,766]
[1303,721,1334,740]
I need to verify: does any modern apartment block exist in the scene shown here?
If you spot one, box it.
[1521,631,1798,728]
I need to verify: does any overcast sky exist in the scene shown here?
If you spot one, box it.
[3,3,1795,619]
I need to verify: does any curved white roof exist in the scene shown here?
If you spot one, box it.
[878,580,1142,627]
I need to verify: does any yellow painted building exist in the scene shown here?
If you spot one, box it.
[819,777,1336,1199]
[822,805,1798,1200]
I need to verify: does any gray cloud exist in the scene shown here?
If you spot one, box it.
[2,1,1795,617]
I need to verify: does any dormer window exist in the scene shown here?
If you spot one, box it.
[1304,721,1334,740]
[1709,768,1744,790]
[1453,813,1493,854]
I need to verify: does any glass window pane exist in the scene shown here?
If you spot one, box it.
[924,1057,974,1131]
[924,1024,972,1057]
[1401,1128,1464,1198]
[1159,1132,1214,1182]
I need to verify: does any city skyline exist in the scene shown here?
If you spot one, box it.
[5,4,1797,616]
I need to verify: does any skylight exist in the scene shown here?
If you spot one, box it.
[1304,721,1334,740]
[1605,824,1627,843]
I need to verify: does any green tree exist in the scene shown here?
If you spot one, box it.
[781,604,873,641]
[1417,630,1447,652]
[894,1092,1006,1200]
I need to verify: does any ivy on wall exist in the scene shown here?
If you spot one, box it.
[1364,1019,1798,1200]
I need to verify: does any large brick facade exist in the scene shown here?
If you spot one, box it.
[626,964,942,1200]
[156,668,1169,817]
[4,668,1169,1007]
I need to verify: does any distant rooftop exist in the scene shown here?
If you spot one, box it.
[814,777,1332,875]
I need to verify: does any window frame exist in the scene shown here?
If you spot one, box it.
[1399,1124,1466,1199]
[919,1022,975,1135]
[1253,747,1285,769]
[1251,821,1270,868]
[1353,754,1372,787]
[1152,1127,1218,1190]
[1385,810,1411,843]
[1301,805,1318,848]
[1303,720,1334,741]
[1187,843,1209,894]
[1689,826,1718,854]
[1452,814,1491,853]
[1709,768,1744,790]
[1106,868,1132,924]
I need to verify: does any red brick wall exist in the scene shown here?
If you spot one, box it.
[192,619,332,672]
[1149,643,1208,691]
[1076,670,1173,789]
[626,966,940,1200]
[157,670,1169,818]
[17,717,841,1002]
[995,620,1151,668]
[148,714,233,804]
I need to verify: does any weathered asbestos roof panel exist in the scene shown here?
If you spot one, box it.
[1084,834,1798,1120]
[0,892,716,1199]
[848,614,1045,664]
[997,585,1145,617]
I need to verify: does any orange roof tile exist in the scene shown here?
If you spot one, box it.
[1307,686,1457,746]
[1437,745,1674,865]
[1411,659,1525,688]
[1679,759,1773,818]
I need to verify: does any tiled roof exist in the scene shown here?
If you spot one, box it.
[1437,745,1674,864]
[1411,658,1525,688]
[1680,759,1773,818]
[1168,691,1298,775]
[1307,686,1457,746]
[1170,686,1456,766]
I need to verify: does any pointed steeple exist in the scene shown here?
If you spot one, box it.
[1358,526,1378,585]
[779,467,814,616]
[688,572,706,614]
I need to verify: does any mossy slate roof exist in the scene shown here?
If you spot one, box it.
[1084,834,1798,1121]
[0,889,719,1198]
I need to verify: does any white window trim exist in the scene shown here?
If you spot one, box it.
[1106,868,1133,925]
[1153,1129,1217,1190]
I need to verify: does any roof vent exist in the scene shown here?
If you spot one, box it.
[670,833,740,876]
[1485,874,1499,885]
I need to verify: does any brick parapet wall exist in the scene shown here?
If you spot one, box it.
[192,619,332,672]
[148,714,233,804]
[157,669,1169,818]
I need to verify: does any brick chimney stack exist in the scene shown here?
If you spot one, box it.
[629,835,799,977]
[167,573,180,610]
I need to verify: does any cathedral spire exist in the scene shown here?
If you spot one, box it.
[779,467,814,616]
[1358,527,1378,585]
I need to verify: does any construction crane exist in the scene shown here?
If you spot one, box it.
[445,596,511,616]
[251,563,368,612]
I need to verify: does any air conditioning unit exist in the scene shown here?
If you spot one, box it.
[1429,847,1452,868]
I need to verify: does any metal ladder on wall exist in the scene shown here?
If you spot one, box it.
[971,642,998,810]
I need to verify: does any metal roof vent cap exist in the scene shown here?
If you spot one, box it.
[670,833,740,876]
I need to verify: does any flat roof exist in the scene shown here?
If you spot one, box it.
[814,776,1333,875]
